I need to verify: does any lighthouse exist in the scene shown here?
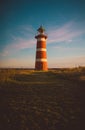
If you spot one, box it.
[35,26,48,70]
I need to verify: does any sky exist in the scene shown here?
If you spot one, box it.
[0,0,85,68]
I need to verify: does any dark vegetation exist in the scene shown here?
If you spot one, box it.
[0,67,85,130]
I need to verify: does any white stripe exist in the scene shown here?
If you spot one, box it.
[36,59,47,62]
[37,48,46,51]
[37,38,46,41]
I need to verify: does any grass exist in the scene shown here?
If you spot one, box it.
[0,67,85,130]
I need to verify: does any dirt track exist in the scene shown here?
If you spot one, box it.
[0,69,85,130]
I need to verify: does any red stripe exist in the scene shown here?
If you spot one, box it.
[35,61,48,70]
[36,51,47,59]
[37,41,46,48]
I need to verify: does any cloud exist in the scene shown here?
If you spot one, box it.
[47,21,85,44]
[1,38,35,57]
[0,51,9,57]
[0,57,34,68]
[1,25,36,56]
[10,25,35,38]
[1,21,85,57]
[1,55,85,68]
[53,46,85,51]
[6,39,35,50]
[48,56,85,68]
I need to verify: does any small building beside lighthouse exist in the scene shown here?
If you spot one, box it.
[35,26,48,70]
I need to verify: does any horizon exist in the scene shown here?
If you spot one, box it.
[0,66,85,69]
[0,0,85,68]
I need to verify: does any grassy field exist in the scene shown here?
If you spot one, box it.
[0,67,85,130]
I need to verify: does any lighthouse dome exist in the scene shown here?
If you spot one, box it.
[37,25,45,33]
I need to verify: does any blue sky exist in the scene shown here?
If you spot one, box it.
[0,0,85,68]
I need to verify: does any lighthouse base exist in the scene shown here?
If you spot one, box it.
[35,62,48,71]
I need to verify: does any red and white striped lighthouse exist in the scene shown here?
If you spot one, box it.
[35,26,48,70]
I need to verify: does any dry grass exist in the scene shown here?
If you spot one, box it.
[0,67,85,130]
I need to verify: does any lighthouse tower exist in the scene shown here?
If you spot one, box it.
[35,26,48,70]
